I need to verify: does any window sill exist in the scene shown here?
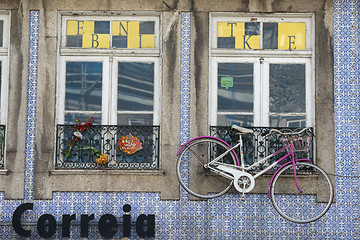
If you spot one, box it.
[60,48,160,57]
[0,169,9,175]
[50,169,164,175]
[210,48,313,58]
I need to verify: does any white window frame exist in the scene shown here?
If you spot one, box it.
[0,55,9,125]
[59,13,160,56]
[0,11,10,171]
[209,57,261,125]
[56,12,161,125]
[210,13,314,57]
[209,13,315,127]
[57,56,110,124]
[262,58,314,127]
[0,11,10,125]
[57,57,161,125]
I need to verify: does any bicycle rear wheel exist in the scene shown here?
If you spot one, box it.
[270,162,333,223]
[176,137,237,199]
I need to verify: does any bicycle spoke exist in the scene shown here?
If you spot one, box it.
[188,147,207,165]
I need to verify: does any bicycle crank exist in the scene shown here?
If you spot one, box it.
[216,166,255,194]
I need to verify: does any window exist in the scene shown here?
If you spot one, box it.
[0,12,10,169]
[58,57,160,125]
[58,14,161,125]
[56,13,161,169]
[209,14,314,127]
[0,12,9,125]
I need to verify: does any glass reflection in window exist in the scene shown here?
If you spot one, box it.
[269,64,305,114]
[117,62,154,125]
[65,62,102,123]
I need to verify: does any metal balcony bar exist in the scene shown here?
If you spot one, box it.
[55,125,160,170]
[210,126,314,171]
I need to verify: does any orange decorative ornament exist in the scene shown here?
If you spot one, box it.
[117,134,143,155]
[96,153,109,165]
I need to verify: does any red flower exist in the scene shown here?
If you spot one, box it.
[73,117,93,132]
[65,117,94,158]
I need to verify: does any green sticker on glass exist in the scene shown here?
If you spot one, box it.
[221,77,233,89]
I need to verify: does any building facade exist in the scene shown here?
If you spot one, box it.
[0,0,358,238]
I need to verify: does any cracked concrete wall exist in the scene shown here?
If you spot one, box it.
[0,0,30,199]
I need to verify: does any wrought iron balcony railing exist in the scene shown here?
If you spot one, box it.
[55,125,160,170]
[0,125,5,169]
[210,126,314,171]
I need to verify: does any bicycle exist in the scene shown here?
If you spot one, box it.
[176,125,333,223]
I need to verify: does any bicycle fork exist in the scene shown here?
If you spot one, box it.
[267,153,305,200]
[291,152,304,194]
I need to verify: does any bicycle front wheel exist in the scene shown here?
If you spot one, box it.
[177,137,237,199]
[270,162,333,223]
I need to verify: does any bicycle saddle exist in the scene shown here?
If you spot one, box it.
[231,125,254,134]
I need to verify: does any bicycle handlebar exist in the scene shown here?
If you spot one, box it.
[262,127,314,137]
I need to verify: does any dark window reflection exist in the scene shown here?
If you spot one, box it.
[118,62,154,112]
[269,64,305,113]
[263,23,278,49]
[139,21,155,34]
[65,62,102,111]
[270,115,306,128]
[94,21,110,34]
[217,37,235,48]
[218,63,254,112]
[66,35,83,48]
[65,113,101,125]
[217,114,253,127]
[117,114,153,125]
[245,22,260,36]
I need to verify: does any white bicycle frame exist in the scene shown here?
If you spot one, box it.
[204,134,311,198]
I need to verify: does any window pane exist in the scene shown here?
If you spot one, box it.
[217,114,253,127]
[118,62,154,112]
[117,114,153,125]
[94,21,110,34]
[263,23,278,49]
[278,23,306,50]
[270,115,306,128]
[217,22,260,49]
[263,23,306,50]
[64,112,101,125]
[112,21,155,49]
[269,64,305,113]
[66,21,110,48]
[65,62,102,111]
[218,63,253,112]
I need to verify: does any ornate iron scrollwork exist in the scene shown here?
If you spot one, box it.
[55,125,160,170]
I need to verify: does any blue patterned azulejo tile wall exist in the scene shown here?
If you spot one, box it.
[0,1,359,239]
[24,10,39,202]
[333,0,360,239]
